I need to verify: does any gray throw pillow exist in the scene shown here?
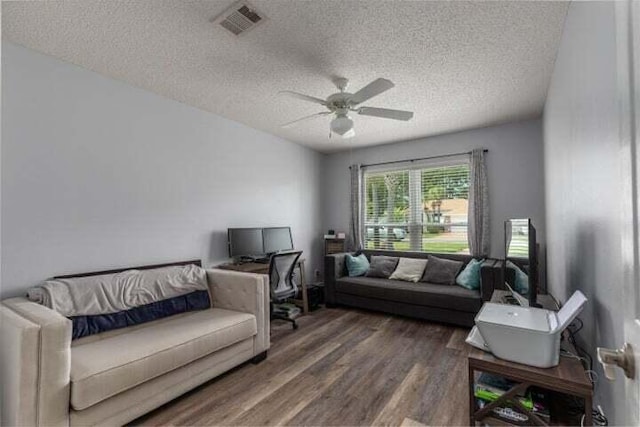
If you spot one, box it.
[421,255,464,285]
[366,255,399,278]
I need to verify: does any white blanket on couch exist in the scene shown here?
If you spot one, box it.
[27,264,208,317]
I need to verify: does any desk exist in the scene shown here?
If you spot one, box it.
[467,291,593,426]
[217,258,309,315]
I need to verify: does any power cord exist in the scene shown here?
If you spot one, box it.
[560,349,599,385]
[564,318,594,384]
[561,317,609,426]
[581,406,608,426]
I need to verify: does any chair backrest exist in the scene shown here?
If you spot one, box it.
[268,251,302,301]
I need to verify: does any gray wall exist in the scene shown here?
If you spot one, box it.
[1,42,324,298]
[543,1,625,423]
[322,119,546,264]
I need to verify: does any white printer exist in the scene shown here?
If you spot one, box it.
[467,290,587,368]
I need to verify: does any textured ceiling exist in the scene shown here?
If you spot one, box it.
[2,1,568,153]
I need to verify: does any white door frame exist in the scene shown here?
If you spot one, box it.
[616,0,640,424]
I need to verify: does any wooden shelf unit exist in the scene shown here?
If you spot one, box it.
[469,349,593,426]
[324,237,346,255]
[468,291,594,426]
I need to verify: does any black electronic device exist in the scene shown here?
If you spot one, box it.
[228,228,265,259]
[504,218,540,308]
[306,283,325,310]
[263,227,294,254]
[228,226,294,260]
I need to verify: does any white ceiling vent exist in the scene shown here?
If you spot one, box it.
[214,2,265,36]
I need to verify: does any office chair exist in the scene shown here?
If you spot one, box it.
[268,251,303,330]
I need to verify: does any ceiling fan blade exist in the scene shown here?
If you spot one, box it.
[279,90,326,106]
[281,112,331,128]
[349,78,395,105]
[357,107,414,121]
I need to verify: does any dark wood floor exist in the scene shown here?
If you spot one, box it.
[133,307,473,426]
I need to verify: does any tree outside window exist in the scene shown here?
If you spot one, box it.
[363,163,470,254]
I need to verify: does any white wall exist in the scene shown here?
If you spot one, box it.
[543,1,626,423]
[1,42,324,298]
[322,119,546,264]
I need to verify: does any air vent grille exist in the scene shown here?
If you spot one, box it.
[216,2,265,36]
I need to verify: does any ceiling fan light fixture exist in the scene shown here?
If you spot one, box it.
[342,128,355,139]
[330,114,354,136]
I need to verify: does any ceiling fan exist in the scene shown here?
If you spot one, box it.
[279,77,414,139]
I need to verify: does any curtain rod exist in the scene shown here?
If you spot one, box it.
[350,149,488,169]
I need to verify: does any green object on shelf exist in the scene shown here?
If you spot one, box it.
[474,387,534,411]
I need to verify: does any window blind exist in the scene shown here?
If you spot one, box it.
[362,161,471,254]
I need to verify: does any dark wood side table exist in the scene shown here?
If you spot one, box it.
[468,291,594,426]
[469,349,593,426]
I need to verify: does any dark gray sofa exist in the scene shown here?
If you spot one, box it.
[324,250,500,327]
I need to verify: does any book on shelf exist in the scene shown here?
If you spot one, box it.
[474,373,551,423]
[474,387,534,410]
[476,373,522,394]
[477,399,530,423]
[529,388,551,421]
[476,399,551,423]
[475,372,532,409]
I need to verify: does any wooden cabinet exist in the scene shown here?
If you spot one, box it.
[324,237,346,255]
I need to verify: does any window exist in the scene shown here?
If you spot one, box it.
[363,161,470,254]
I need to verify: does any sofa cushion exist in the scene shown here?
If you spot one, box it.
[456,258,484,290]
[70,308,256,410]
[366,255,399,279]
[388,257,428,282]
[421,255,464,285]
[346,253,370,277]
[71,290,211,340]
[335,276,482,313]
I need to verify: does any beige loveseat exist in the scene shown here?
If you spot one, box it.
[0,268,270,426]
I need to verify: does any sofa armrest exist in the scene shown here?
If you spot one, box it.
[205,269,270,355]
[480,259,500,301]
[1,297,72,427]
[324,253,352,305]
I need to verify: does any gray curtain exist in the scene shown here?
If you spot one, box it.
[468,149,489,257]
[347,164,363,251]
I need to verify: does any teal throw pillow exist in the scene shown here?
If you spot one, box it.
[346,253,370,277]
[456,258,484,290]
[506,260,529,294]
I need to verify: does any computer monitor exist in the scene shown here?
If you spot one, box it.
[228,228,264,258]
[262,227,293,254]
